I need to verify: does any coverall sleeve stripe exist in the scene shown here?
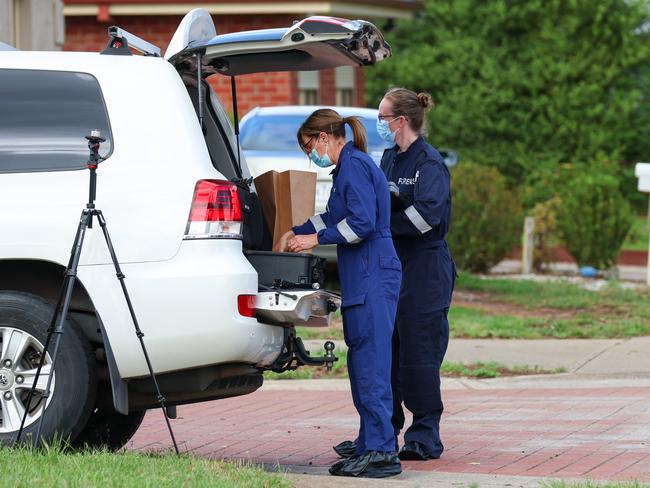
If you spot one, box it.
[404,205,432,234]
[336,218,362,244]
[309,214,326,232]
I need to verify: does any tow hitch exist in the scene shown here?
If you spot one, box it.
[270,332,338,373]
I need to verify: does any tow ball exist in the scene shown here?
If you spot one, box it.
[294,337,338,371]
[272,336,338,373]
[323,341,336,371]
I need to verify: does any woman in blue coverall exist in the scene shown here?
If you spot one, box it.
[380,88,456,460]
[277,108,403,478]
[334,89,456,461]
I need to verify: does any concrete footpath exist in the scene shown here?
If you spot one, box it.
[446,336,650,377]
[308,336,650,377]
[128,339,650,487]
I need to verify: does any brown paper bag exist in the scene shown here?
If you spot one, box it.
[254,170,317,249]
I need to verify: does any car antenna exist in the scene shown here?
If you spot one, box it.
[230,75,244,179]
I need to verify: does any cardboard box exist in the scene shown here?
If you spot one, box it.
[254,170,317,249]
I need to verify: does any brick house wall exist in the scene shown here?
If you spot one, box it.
[64,14,361,114]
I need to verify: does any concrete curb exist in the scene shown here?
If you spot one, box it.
[279,465,574,487]
[261,374,650,391]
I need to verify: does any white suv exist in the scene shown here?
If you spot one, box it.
[0,10,390,448]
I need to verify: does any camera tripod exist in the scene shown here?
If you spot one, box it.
[15,131,179,454]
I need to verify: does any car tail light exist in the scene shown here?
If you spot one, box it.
[184,180,243,239]
[238,294,256,318]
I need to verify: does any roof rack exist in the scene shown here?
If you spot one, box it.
[101,26,161,57]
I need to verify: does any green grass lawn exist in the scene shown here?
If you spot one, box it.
[295,325,344,341]
[0,446,289,487]
[452,274,650,338]
[449,305,650,339]
[440,360,565,378]
[623,214,649,251]
[456,273,647,310]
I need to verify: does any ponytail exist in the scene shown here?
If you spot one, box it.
[298,109,369,154]
[343,116,368,153]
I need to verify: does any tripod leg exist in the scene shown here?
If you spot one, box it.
[15,209,93,448]
[15,277,67,445]
[95,210,180,454]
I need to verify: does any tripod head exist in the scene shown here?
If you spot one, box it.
[85,130,105,169]
[84,130,106,224]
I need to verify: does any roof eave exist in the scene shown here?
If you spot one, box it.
[63,0,422,20]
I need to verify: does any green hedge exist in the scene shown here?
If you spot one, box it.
[556,173,633,269]
[447,163,522,273]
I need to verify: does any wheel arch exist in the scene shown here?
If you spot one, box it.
[0,259,128,414]
[0,259,93,314]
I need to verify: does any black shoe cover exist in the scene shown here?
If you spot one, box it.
[329,451,402,478]
[333,440,357,458]
[398,441,438,461]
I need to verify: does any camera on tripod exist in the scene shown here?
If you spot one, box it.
[85,130,105,169]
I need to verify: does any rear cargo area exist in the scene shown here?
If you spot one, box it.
[245,250,324,289]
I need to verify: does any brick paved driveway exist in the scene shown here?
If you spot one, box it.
[129,386,650,482]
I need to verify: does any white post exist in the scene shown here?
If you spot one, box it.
[522,216,535,274]
[635,163,650,287]
[647,195,650,287]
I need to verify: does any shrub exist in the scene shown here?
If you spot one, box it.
[447,163,522,273]
[556,173,633,269]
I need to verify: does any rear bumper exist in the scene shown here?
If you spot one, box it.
[79,239,285,379]
[256,289,341,327]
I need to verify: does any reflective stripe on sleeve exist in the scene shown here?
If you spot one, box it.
[404,205,432,234]
[310,214,326,232]
[336,219,361,244]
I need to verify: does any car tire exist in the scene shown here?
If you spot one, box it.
[0,291,97,446]
[71,407,146,451]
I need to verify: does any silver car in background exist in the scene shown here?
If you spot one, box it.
[240,105,391,213]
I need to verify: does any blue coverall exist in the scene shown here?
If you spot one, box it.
[293,142,401,455]
[380,136,455,458]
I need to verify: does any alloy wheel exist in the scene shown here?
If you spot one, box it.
[0,326,55,433]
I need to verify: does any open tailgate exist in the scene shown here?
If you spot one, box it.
[166,10,391,75]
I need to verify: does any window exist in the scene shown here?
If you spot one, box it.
[298,71,319,105]
[240,115,307,152]
[0,69,113,173]
[184,80,241,180]
[335,66,355,106]
[240,114,389,154]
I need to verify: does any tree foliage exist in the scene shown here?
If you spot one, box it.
[366,0,650,187]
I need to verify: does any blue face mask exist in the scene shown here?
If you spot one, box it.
[309,140,333,168]
[376,118,398,143]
